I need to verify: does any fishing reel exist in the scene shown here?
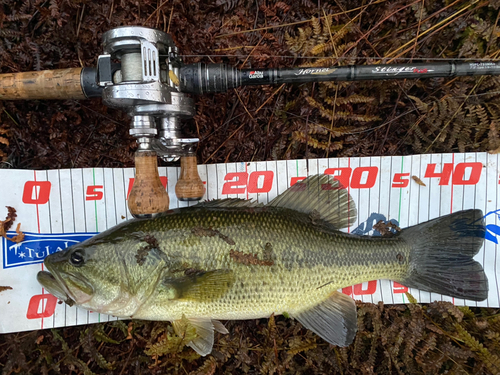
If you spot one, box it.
[2,25,500,218]
[95,27,202,216]
[98,27,196,162]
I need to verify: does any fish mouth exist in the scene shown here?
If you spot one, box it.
[37,271,76,306]
[37,269,94,307]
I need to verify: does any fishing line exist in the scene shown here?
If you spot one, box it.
[179,55,500,61]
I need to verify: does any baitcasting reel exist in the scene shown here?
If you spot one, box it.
[98,27,196,162]
[95,27,202,216]
[2,25,500,218]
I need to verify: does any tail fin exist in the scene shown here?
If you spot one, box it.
[399,209,488,301]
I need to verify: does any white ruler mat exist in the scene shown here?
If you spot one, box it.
[0,152,499,334]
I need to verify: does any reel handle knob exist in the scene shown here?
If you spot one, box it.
[128,150,170,218]
[175,155,204,201]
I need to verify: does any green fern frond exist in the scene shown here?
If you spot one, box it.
[324,94,376,106]
[455,323,500,374]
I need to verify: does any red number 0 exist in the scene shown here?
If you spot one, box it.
[247,171,273,193]
[22,181,51,204]
[26,294,57,319]
[452,162,482,185]
[350,167,378,189]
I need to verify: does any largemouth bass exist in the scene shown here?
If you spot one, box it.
[37,175,488,356]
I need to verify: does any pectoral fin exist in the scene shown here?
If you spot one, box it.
[294,290,357,347]
[166,269,235,303]
[172,316,228,356]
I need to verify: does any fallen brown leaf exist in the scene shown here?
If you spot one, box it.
[0,207,25,243]
[0,206,17,232]
[10,223,25,243]
[412,175,426,186]
[373,220,401,237]
[126,322,134,340]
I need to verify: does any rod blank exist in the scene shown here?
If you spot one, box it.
[180,61,500,94]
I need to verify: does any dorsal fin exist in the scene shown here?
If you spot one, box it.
[196,198,264,208]
[267,174,357,229]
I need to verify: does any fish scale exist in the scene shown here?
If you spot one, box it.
[135,207,411,321]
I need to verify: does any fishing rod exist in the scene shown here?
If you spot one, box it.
[1,26,499,218]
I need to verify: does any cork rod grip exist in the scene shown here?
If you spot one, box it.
[0,68,86,100]
[128,151,170,218]
[175,155,205,201]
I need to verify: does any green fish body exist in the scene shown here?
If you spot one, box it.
[37,175,488,355]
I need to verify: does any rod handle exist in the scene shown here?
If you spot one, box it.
[175,155,204,201]
[0,68,88,100]
[128,151,170,218]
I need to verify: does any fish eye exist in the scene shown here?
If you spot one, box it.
[70,251,85,267]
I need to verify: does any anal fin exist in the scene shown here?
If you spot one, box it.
[294,290,357,347]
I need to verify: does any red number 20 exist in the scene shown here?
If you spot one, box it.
[222,171,274,195]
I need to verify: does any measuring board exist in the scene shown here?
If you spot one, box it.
[1,152,499,334]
